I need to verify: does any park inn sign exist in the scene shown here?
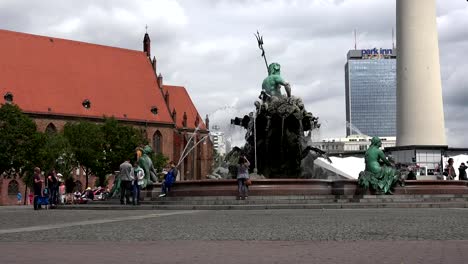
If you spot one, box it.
[362,48,393,56]
[361,48,394,59]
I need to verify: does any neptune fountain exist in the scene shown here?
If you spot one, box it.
[229,32,327,178]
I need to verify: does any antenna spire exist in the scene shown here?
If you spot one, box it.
[354,29,357,50]
[145,24,148,33]
[392,28,395,49]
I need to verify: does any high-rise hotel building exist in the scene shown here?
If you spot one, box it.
[345,48,397,137]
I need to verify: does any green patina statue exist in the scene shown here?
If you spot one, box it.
[260,63,291,102]
[358,137,403,194]
[138,145,158,188]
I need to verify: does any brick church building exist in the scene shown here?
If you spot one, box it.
[0,29,213,205]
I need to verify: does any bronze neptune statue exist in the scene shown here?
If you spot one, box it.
[229,31,323,178]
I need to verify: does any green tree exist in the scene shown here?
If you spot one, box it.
[63,121,104,188]
[36,132,76,176]
[0,104,39,176]
[152,153,169,173]
[94,118,147,186]
[0,104,46,204]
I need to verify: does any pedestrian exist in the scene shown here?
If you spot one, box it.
[59,182,66,204]
[119,159,134,205]
[132,160,145,205]
[237,155,250,200]
[17,192,22,205]
[85,187,94,200]
[28,193,33,205]
[444,158,456,180]
[47,169,59,206]
[406,167,417,180]
[33,167,43,210]
[458,163,467,181]
[159,161,176,197]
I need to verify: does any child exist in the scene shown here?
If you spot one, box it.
[17,192,22,205]
[159,161,176,197]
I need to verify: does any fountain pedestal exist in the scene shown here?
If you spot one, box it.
[142,179,468,199]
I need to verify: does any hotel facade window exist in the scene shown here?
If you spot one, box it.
[345,49,396,137]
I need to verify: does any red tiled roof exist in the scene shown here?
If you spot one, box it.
[0,29,173,124]
[162,85,206,130]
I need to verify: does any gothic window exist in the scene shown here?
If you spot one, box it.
[8,180,19,195]
[45,123,57,134]
[153,130,162,154]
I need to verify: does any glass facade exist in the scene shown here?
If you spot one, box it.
[345,58,396,137]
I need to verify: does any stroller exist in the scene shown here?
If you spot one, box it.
[37,187,50,210]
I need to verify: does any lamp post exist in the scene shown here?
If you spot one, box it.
[253,113,258,174]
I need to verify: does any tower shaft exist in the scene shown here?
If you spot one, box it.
[396,0,446,146]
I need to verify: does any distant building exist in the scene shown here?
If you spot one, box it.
[312,135,396,154]
[210,131,227,156]
[345,48,397,137]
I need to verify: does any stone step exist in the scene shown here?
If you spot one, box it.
[146,197,468,205]
[58,201,468,210]
[144,195,341,201]
[142,194,468,201]
[143,199,340,205]
[96,195,468,206]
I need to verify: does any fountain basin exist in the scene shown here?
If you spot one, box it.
[144,179,468,198]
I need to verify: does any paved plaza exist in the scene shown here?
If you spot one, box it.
[0,206,467,263]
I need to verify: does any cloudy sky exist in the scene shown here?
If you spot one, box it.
[1,0,467,147]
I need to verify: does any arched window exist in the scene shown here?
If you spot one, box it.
[45,123,57,134]
[153,130,162,154]
[8,180,19,195]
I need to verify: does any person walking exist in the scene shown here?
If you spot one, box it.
[132,161,145,205]
[159,161,177,197]
[445,158,456,180]
[33,167,43,210]
[458,163,467,181]
[237,155,250,200]
[119,159,134,205]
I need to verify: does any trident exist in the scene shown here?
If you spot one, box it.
[255,30,269,74]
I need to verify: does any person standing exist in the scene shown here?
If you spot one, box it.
[47,169,59,206]
[28,192,33,205]
[119,159,134,205]
[33,167,43,210]
[16,192,22,205]
[458,163,467,181]
[237,155,250,200]
[445,158,456,180]
[59,182,66,204]
[132,161,145,205]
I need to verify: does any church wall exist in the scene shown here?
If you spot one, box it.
[145,126,174,161]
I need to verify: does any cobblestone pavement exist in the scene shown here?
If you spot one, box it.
[0,206,467,263]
